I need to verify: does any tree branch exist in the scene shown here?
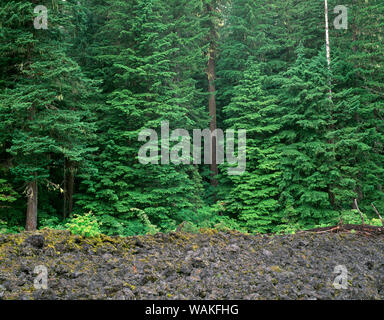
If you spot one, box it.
[371,203,384,226]
[354,198,365,225]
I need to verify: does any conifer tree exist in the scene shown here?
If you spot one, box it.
[224,62,283,232]
[277,45,339,228]
[76,0,208,234]
[0,1,98,230]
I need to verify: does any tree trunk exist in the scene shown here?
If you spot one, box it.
[63,159,67,219]
[63,158,75,218]
[26,174,38,231]
[324,0,333,101]
[67,164,74,217]
[324,0,336,206]
[207,4,218,187]
[324,0,331,69]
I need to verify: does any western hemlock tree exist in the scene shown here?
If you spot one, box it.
[224,62,284,233]
[0,1,98,230]
[277,45,339,228]
[76,0,208,235]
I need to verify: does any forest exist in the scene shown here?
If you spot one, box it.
[0,0,383,237]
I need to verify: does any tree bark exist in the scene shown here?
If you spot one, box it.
[63,159,67,219]
[324,0,331,69]
[354,198,365,225]
[25,174,38,231]
[207,3,218,187]
[26,100,38,231]
[63,158,75,218]
[67,164,74,217]
[324,0,333,101]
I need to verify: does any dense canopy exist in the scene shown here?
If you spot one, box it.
[0,0,383,235]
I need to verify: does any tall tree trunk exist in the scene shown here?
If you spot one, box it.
[324,0,336,207]
[67,163,74,217]
[26,173,38,231]
[63,158,75,218]
[208,41,218,187]
[324,0,331,69]
[207,3,218,188]
[26,100,38,231]
[324,0,333,101]
[63,159,67,219]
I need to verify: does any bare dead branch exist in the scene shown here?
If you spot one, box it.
[371,203,384,226]
[354,199,365,225]
[311,226,340,234]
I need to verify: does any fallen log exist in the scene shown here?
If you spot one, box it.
[298,224,384,236]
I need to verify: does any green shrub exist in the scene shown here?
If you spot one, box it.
[0,219,23,234]
[175,205,247,233]
[65,211,101,237]
[38,212,66,230]
[0,178,18,204]
[340,209,370,225]
[274,223,300,235]
[367,218,383,227]
[131,208,160,235]
[0,220,8,234]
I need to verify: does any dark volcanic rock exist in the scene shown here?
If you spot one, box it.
[0,229,384,300]
[25,235,45,249]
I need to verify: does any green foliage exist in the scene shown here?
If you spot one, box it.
[65,212,101,238]
[176,205,247,233]
[38,212,66,231]
[75,0,208,232]
[340,210,367,225]
[223,61,283,233]
[277,45,339,228]
[0,220,7,234]
[340,210,383,227]
[1,0,384,236]
[274,223,301,235]
[131,208,160,235]
[0,178,18,204]
[0,219,23,234]
[368,219,383,227]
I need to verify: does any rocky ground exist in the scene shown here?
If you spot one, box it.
[0,228,383,300]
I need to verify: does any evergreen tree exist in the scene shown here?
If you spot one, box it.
[1,0,383,235]
[0,0,98,230]
[277,45,339,228]
[223,62,283,232]
[76,0,208,235]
